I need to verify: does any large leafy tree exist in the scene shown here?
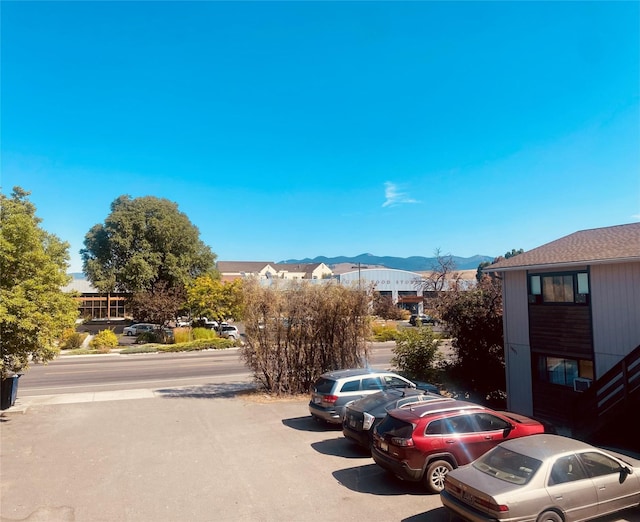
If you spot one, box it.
[81,195,216,322]
[0,187,78,377]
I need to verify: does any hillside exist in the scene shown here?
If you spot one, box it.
[280,253,494,272]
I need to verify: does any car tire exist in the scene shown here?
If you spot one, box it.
[423,459,453,493]
[126,331,133,336]
[537,511,563,522]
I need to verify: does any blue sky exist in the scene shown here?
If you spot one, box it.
[2,1,639,273]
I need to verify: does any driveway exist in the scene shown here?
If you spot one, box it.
[1,385,449,522]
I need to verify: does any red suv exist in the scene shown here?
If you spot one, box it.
[371,399,545,493]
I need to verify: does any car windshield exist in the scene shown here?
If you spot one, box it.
[473,446,542,485]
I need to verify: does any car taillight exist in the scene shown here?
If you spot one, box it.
[362,412,375,431]
[475,497,508,513]
[444,480,461,495]
[323,395,338,404]
[390,436,414,447]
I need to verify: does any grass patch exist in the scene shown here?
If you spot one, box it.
[372,324,401,341]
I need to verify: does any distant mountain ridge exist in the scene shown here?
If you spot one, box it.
[280,253,495,272]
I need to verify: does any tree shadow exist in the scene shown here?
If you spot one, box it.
[155,382,257,399]
[332,463,427,496]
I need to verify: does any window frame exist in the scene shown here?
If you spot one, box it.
[528,270,590,305]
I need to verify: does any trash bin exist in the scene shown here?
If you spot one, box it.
[0,375,21,410]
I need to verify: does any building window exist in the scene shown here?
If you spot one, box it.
[536,355,593,388]
[528,272,589,304]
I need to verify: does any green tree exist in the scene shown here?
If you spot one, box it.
[187,276,244,323]
[81,195,216,323]
[391,325,442,383]
[0,187,79,378]
[476,249,523,281]
[438,274,505,399]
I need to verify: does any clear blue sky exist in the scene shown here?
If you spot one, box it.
[2,1,639,273]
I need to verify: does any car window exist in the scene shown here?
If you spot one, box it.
[383,376,411,388]
[397,397,422,408]
[443,414,476,434]
[340,379,361,392]
[425,419,444,435]
[362,377,383,391]
[313,378,335,394]
[473,413,510,432]
[579,451,622,478]
[549,455,588,485]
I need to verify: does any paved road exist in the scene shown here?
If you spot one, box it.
[17,343,399,397]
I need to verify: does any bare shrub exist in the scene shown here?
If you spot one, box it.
[240,280,371,395]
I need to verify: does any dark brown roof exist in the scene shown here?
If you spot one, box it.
[488,223,640,272]
[216,261,275,273]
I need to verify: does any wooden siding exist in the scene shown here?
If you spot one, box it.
[590,262,640,376]
[502,271,534,415]
[533,381,578,425]
[529,305,592,357]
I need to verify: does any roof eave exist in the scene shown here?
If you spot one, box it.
[486,256,640,273]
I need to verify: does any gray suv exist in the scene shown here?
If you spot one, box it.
[308,369,416,424]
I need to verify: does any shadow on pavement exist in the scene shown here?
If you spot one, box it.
[311,437,371,459]
[333,463,426,496]
[155,382,256,398]
[281,415,342,432]
[401,507,451,522]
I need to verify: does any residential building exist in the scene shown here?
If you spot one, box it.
[487,223,640,439]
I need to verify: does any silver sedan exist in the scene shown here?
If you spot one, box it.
[441,433,640,522]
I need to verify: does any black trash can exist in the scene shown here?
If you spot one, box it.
[0,375,21,410]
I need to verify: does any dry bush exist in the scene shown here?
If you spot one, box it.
[240,280,371,395]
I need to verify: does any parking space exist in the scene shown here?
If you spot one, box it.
[1,391,449,522]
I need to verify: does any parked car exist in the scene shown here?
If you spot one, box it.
[371,399,545,493]
[193,317,219,329]
[409,314,436,326]
[123,323,159,336]
[343,388,450,449]
[441,434,640,522]
[219,325,240,340]
[308,369,417,425]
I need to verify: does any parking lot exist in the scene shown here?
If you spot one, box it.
[1,388,450,522]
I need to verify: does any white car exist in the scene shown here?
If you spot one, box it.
[123,323,158,336]
[219,325,240,340]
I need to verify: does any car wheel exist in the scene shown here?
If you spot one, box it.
[537,511,563,522]
[126,331,133,336]
[423,459,453,493]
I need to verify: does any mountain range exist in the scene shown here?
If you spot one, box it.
[280,253,495,272]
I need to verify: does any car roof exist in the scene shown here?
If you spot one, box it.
[388,398,482,420]
[496,434,597,460]
[320,368,403,380]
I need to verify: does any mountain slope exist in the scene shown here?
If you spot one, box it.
[280,253,494,271]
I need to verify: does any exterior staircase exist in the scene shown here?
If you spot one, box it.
[572,344,640,453]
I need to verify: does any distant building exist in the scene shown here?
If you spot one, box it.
[63,274,130,320]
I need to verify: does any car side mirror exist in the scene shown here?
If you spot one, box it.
[619,466,631,484]
[503,424,514,438]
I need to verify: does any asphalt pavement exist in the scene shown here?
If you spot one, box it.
[1,375,451,522]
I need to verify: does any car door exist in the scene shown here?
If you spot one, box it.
[440,414,488,465]
[578,451,640,516]
[546,454,598,521]
[470,412,513,456]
